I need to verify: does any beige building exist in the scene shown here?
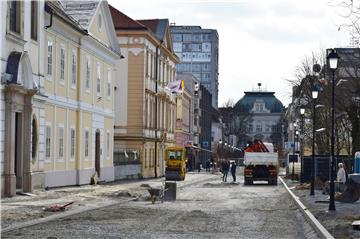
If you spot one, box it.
[1,1,120,196]
[110,6,180,179]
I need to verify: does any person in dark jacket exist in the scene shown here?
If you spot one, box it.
[222,160,230,182]
[231,161,237,182]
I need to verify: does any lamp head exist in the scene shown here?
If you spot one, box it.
[300,108,305,115]
[312,90,318,99]
[327,49,339,70]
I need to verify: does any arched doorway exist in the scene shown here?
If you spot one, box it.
[95,130,101,177]
[4,51,36,196]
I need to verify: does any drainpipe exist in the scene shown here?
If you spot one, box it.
[154,40,164,178]
[45,10,53,29]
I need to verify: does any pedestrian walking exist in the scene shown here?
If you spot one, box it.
[231,161,237,182]
[222,160,230,182]
[205,159,210,172]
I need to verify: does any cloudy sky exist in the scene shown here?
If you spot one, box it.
[109,0,350,107]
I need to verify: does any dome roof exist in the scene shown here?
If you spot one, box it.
[234,91,284,113]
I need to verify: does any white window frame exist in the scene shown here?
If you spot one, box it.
[47,39,53,80]
[70,127,76,161]
[106,131,110,160]
[71,49,77,89]
[58,124,64,160]
[96,63,101,96]
[84,128,89,160]
[85,56,91,92]
[45,123,52,161]
[107,68,111,99]
[60,45,65,85]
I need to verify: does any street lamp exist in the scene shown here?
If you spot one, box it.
[300,108,305,183]
[310,90,318,196]
[327,48,339,211]
[292,121,297,180]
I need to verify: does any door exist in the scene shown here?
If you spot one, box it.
[15,112,23,190]
[95,131,100,177]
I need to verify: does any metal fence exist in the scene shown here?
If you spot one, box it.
[302,155,354,182]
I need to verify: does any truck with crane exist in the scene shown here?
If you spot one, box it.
[243,139,278,185]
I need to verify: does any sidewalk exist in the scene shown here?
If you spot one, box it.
[1,172,219,233]
[282,177,360,239]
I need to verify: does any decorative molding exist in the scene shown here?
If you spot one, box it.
[128,48,143,56]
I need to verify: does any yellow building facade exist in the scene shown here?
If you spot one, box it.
[1,1,120,196]
[42,1,120,187]
[110,6,179,179]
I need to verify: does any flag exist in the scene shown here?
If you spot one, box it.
[167,80,184,94]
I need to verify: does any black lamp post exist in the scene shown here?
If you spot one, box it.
[300,108,305,183]
[327,49,339,211]
[292,121,297,180]
[310,90,318,196]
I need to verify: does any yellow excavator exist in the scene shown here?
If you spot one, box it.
[165,146,187,181]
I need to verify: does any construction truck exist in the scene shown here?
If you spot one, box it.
[244,139,278,185]
[165,146,187,181]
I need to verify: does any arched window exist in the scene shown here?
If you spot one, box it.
[32,116,38,159]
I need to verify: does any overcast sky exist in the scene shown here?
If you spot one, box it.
[109,0,350,107]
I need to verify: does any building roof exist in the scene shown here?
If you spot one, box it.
[109,5,147,30]
[138,19,169,42]
[45,1,87,34]
[234,91,285,113]
[59,1,99,30]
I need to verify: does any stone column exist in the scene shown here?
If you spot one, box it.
[22,94,33,193]
[4,95,16,196]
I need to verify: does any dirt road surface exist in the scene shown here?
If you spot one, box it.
[2,171,319,239]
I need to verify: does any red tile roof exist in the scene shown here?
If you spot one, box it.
[137,19,159,34]
[109,5,146,30]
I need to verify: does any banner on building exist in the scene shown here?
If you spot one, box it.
[167,79,184,94]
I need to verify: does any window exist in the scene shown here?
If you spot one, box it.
[256,121,262,132]
[193,34,201,42]
[106,132,110,159]
[9,1,20,33]
[107,69,111,98]
[71,51,77,87]
[31,1,38,40]
[45,125,51,159]
[47,40,53,78]
[85,130,89,158]
[70,128,75,158]
[98,14,102,32]
[172,34,182,42]
[58,126,64,158]
[86,58,90,90]
[183,34,192,42]
[192,44,202,52]
[32,117,38,159]
[97,63,101,95]
[60,47,65,83]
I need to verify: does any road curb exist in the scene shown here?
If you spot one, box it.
[279,177,334,239]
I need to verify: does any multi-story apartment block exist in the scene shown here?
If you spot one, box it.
[170,25,219,108]
[1,1,120,196]
[110,6,180,179]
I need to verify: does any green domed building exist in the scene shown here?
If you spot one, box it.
[228,89,285,147]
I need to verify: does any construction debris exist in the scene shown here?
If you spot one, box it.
[43,202,74,212]
[335,181,360,203]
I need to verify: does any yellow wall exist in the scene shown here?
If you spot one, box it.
[88,6,110,47]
